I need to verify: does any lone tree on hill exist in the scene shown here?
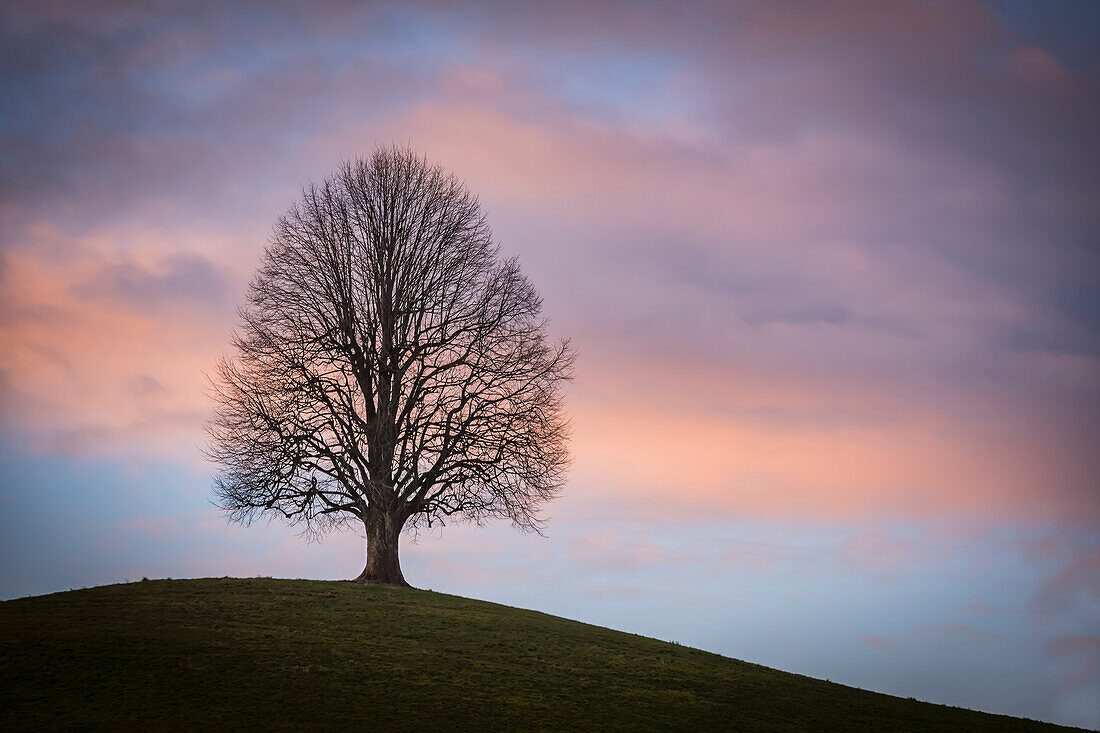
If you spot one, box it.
[207,147,574,586]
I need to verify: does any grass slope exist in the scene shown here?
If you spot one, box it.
[0,578,1079,732]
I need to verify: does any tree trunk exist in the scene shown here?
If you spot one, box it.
[353,510,409,586]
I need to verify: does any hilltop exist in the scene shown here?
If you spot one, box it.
[0,578,1081,731]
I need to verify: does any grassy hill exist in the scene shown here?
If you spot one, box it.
[0,578,1080,731]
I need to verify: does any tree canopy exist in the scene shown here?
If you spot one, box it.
[207,147,574,585]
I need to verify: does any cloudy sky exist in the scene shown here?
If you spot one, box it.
[1,0,1097,727]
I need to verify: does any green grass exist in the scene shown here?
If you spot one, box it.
[0,578,1080,731]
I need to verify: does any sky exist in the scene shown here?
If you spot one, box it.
[0,0,1098,727]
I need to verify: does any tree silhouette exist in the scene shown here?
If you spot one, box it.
[207,147,574,585]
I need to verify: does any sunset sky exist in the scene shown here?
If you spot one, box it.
[1,1,1098,727]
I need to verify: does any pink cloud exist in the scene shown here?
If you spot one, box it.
[1048,635,1100,690]
[860,635,896,650]
[1029,546,1100,618]
[1,0,1095,535]
[568,534,692,572]
[0,223,242,459]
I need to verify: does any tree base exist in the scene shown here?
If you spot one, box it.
[350,570,410,587]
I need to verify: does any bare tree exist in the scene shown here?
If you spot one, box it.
[207,147,574,586]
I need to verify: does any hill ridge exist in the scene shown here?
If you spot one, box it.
[0,578,1084,731]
